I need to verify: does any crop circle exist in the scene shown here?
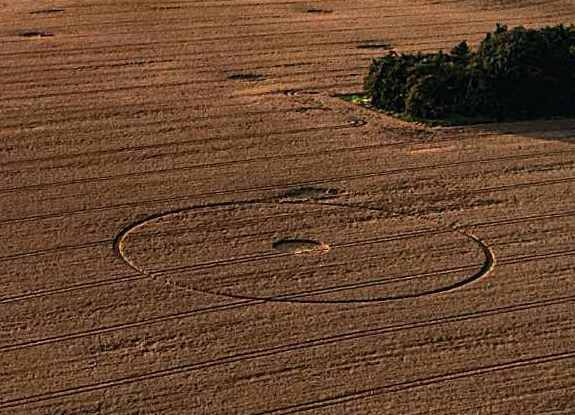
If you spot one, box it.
[116,203,492,303]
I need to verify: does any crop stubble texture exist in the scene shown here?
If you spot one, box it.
[1,0,575,413]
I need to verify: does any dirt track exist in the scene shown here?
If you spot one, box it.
[1,0,575,413]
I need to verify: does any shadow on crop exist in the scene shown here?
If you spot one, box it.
[337,93,575,145]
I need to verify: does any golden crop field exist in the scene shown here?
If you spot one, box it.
[1,0,575,413]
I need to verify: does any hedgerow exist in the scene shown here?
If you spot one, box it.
[364,24,575,122]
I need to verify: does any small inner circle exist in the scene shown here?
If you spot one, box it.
[272,238,330,254]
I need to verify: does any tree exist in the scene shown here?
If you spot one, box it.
[364,24,575,122]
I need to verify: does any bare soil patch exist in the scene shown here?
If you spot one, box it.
[227,73,263,80]
[19,30,54,38]
[29,9,64,15]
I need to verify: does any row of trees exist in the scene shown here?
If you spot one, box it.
[364,24,575,121]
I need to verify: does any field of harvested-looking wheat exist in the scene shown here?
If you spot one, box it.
[1,0,575,413]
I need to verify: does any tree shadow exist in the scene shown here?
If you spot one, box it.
[461,117,575,146]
